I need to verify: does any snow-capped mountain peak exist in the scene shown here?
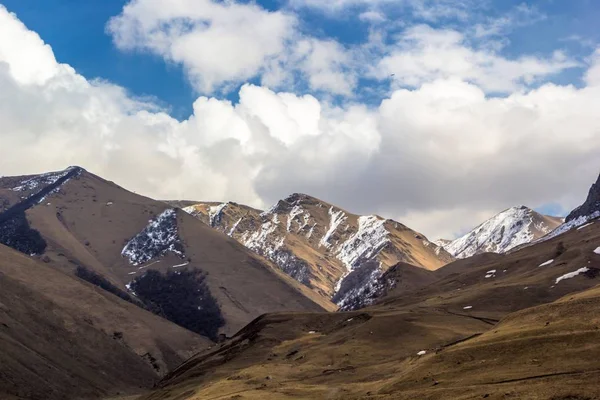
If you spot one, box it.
[444,206,562,259]
[181,194,454,308]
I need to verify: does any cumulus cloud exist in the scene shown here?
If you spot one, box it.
[107,0,296,93]
[107,0,356,96]
[1,4,600,241]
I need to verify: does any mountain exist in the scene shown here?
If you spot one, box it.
[566,172,600,222]
[433,238,451,247]
[139,213,600,400]
[3,168,600,399]
[0,167,329,339]
[444,206,563,259]
[0,243,210,400]
[182,193,454,309]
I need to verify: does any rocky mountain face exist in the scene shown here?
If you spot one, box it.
[566,173,600,222]
[533,173,600,244]
[443,206,563,259]
[183,193,454,309]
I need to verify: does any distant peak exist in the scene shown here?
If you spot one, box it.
[506,205,530,212]
[284,193,318,203]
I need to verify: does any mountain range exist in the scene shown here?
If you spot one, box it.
[0,167,599,399]
[179,193,453,310]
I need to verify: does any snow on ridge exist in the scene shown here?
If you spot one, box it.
[336,216,390,271]
[594,247,600,255]
[555,267,590,284]
[260,201,281,217]
[11,166,80,192]
[433,239,451,247]
[242,218,283,255]
[307,223,316,239]
[538,211,600,243]
[182,205,197,215]
[229,218,242,236]
[446,206,537,259]
[539,259,554,267]
[209,203,228,226]
[287,205,304,232]
[122,209,185,266]
[320,207,347,248]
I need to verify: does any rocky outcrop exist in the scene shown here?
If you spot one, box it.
[566,173,600,222]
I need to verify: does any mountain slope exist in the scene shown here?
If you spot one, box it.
[444,206,562,259]
[138,218,600,400]
[182,193,454,308]
[0,168,329,337]
[0,243,210,400]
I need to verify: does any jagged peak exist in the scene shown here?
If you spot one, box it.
[566,171,600,222]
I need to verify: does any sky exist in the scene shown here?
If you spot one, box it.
[0,0,599,240]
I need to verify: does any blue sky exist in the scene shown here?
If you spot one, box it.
[1,0,197,118]
[1,0,599,238]
[3,0,599,118]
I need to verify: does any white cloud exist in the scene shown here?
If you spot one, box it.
[0,8,73,85]
[107,0,356,96]
[374,25,578,93]
[2,5,600,241]
[107,0,297,93]
[585,49,600,86]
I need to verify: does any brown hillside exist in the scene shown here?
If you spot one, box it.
[0,168,330,337]
[0,244,209,400]
[137,217,600,399]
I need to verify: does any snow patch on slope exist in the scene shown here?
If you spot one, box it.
[287,205,303,232]
[228,218,242,236]
[122,209,184,266]
[555,267,590,284]
[209,203,228,226]
[320,207,347,248]
[336,216,390,271]
[539,259,554,267]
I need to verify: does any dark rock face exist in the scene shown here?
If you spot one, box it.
[0,212,46,255]
[566,173,600,222]
[333,261,382,311]
[129,269,224,341]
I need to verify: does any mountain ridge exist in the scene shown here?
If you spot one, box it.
[181,192,454,309]
[0,167,330,337]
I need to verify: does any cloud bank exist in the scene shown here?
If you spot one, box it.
[1,3,600,240]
